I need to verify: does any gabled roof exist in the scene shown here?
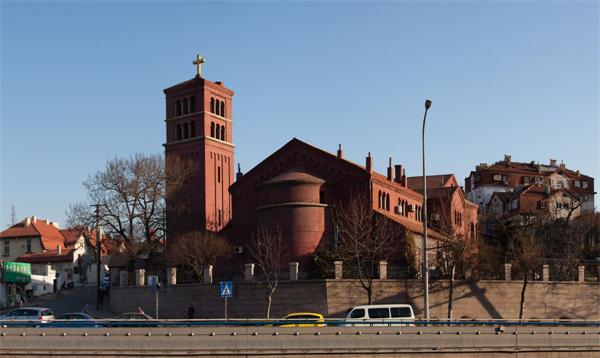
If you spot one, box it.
[230,138,367,192]
[0,217,66,251]
[60,229,83,246]
[406,174,454,191]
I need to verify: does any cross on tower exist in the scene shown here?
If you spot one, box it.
[193,54,205,78]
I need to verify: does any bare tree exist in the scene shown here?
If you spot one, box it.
[319,193,407,304]
[249,226,282,319]
[66,153,193,261]
[167,230,231,281]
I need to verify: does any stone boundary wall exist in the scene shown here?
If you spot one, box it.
[325,280,600,320]
[110,280,327,319]
[110,279,599,320]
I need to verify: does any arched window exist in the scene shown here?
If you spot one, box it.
[176,100,182,116]
[220,101,225,117]
[220,126,225,141]
[189,97,195,113]
[378,191,382,208]
[176,124,182,140]
[210,122,215,137]
[190,121,196,137]
[210,98,215,113]
[470,223,475,241]
[182,98,189,115]
[215,100,221,116]
[183,123,189,139]
[215,124,221,140]
[386,193,390,211]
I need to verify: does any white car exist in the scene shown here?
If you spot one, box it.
[0,307,55,323]
[345,304,415,326]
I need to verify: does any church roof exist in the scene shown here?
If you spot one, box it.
[262,169,325,187]
[406,174,454,191]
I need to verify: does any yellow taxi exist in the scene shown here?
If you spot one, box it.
[278,312,325,327]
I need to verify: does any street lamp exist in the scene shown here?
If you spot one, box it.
[421,99,432,320]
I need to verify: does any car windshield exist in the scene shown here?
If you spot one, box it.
[349,309,365,319]
[41,310,53,317]
[286,314,318,320]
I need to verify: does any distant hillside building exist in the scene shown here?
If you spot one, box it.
[465,155,595,215]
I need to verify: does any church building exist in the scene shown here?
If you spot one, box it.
[164,57,478,275]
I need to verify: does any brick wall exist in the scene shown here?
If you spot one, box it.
[110,279,599,320]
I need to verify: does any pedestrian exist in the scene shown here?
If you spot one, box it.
[187,303,196,319]
[136,305,144,314]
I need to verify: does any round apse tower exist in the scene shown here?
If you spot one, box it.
[256,170,327,267]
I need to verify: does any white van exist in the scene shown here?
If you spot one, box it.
[345,304,415,326]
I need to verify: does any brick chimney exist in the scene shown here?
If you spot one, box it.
[559,162,566,170]
[57,245,62,255]
[387,157,393,181]
[394,165,403,184]
[337,144,343,159]
[402,169,408,187]
[32,216,36,223]
[25,217,31,227]
[550,158,557,167]
[366,153,373,173]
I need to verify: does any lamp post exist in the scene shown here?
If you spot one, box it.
[421,99,432,321]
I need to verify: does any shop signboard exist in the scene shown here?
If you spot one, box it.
[1,261,31,283]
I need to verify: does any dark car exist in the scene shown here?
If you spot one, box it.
[106,312,158,327]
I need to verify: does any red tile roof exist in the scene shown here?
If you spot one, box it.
[0,217,66,251]
[16,248,74,263]
[406,175,454,191]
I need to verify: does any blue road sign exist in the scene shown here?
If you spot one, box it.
[220,281,233,298]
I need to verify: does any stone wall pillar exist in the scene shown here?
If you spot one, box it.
[119,271,128,287]
[166,267,177,286]
[203,265,213,283]
[334,261,343,280]
[504,263,512,281]
[135,269,145,286]
[379,261,388,280]
[244,263,255,282]
[109,268,119,287]
[578,265,585,282]
[542,264,550,282]
[289,262,299,281]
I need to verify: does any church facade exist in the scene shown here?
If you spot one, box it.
[164,59,478,274]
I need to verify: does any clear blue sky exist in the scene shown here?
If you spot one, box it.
[1,1,598,228]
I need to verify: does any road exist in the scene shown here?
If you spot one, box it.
[0,325,598,357]
[26,286,113,318]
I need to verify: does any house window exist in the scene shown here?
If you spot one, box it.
[575,180,580,188]
[582,181,588,188]
[183,123,189,139]
[182,98,189,115]
[210,98,215,113]
[540,201,546,208]
[220,101,225,118]
[190,121,196,137]
[218,210,222,226]
[3,240,9,256]
[175,100,182,116]
[319,190,325,204]
[523,176,530,185]
[26,239,31,253]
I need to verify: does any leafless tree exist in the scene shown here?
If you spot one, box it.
[167,230,231,281]
[320,193,407,304]
[248,225,282,319]
[66,153,194,261]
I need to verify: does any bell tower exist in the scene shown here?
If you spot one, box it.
[164,55,235,237]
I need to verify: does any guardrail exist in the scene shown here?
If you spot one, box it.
[1,318,599,328]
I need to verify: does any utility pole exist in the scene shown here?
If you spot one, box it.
[91,204,102,310]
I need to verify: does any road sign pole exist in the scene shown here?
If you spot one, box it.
[155,290,158,320]
[224,296,228,321]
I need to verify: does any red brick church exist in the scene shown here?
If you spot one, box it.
[164,57,478,274]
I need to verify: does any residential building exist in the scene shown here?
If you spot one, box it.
[465,155,595,215]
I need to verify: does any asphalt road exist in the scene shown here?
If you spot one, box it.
[27,286,113,318]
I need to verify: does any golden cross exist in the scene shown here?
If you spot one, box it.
[193,54,205,77]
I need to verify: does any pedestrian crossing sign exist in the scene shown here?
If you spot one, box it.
[220,281,233,298]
